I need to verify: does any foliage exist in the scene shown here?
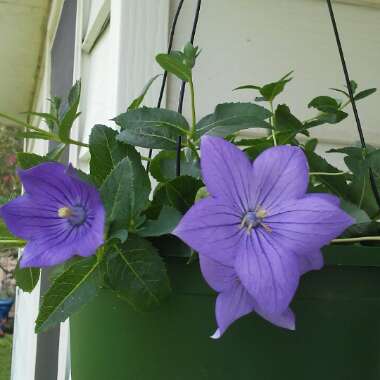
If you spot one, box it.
[0,41,379,334]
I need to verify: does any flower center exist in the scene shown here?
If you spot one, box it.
[58,206,87,226]
[240,207,271,234]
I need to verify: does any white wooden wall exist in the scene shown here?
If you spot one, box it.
[11,0,380,379]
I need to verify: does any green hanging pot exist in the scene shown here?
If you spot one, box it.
[70,245,380,380]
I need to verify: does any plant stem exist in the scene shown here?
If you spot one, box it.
[269,101,277,146]
[0,112,52,136]
[332,236,380,243]
[67,139,89,148]
[309,171,348,176]
[189,79,197,137]
[140,155,152,162]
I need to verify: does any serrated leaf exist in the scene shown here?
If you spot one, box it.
[16,152,50,169]
[156,52,192,82]
[137,206,182,237]
[260,78,292,101]
[150,150,200,182]
[306,150,350,200]
[115,107,189,150]
[275,104,304,133]
[35,256,101,333]
[308,96,340,113]
[89,125,136,185]
[14,260,40,293]
[58,81,81,142]
[103,236,171,310]
[152,176,203,214]
[195,103,272,139]
[100,153,151,228]
[240,137,274,160]
[128,75,161,110]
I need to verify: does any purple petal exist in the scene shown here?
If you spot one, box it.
[310,193,340,207]
[297,250,324,275]
[20,224,103,268]
[251,145,309,210]
[173,197,243,265]
[212,280,255,339]
[200,136,252,212]
[234,230,300,317]
[254,305,295,330]
[265,194,354,253]
[0,194,65,240]
[199,255,236,292]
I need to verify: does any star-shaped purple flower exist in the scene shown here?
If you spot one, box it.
[173,136,353,338]
[0,162,105,268]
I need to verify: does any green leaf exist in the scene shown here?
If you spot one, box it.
[103,236,171,310]
[137,206,182,237]
[0,220,26,250]
[35,256,101,333]
[195,186,209,202]
[23,111,59,130]
[195,103,272,139]
[308,96,340,113]
[339,199,371,224]
[150,150,200,182]
[354,88,377,101]
[304,138,318,152]
[14,261,40,293]
[156,52,192,82]
[100,152,151,229]
[152,175,203,214]
[233,84,262,91]
[306,150,350,199]
[274,104,306,135]
[58,81,81,142]
[89,125,137,185]
[16,152,50,169]
[260,77,292,101]
[328,147,380,218]
[242,137,274,160]
[115,107,189,150]
[348,80,358,94]
[183,42,199,69]
[128,75,161,110]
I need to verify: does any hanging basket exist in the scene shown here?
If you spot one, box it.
[70,244,380,380]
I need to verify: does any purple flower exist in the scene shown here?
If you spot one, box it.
[173,136,353,338]
[0,162,105,268]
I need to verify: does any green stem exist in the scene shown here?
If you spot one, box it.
[140,155,152,162]
[67,139,89,148]
[269,101,277,146]
[332,236,380,243]
[189,79,197,137]
[0,112,53,136]
[187,139,200,161]
[309,171,348,176]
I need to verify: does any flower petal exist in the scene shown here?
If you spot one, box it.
[200,136,252,212]
[265,194,354,252]
[173,197,243,265]
[212,280,255,339]
[251,145,309,210]
[235,230,300,316]
[20,225,103,268]
[199,255,237,292]
[254,305,296,330]
[297,250,324,275]
[0,194,64,239]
